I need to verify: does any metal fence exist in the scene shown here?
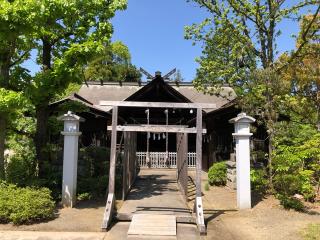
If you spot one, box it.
[136,152,196,168]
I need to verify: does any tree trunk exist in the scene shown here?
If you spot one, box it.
[317,177,320,197]
[265,72,276,190]
[34,104,49,177]
[0,116,6,179]
[33,39,52,177]
[0,51,10,180]
[268,130,274,190]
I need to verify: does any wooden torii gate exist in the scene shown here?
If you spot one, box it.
[100,101,216,234]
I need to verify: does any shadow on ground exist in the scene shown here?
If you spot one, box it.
[204,209,237,225]
[73,199,106,209]
[251,192,268,208]
[126,174,178,200]
[134,206,191,214]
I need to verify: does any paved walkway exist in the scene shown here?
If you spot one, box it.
[116,169,200,239]
[118,169,192,218]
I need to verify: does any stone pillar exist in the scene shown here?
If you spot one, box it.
[58,111,84,208]
[226,153,236,190]
[229,113,255,209]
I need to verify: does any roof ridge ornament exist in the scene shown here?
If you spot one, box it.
[139,68,176,81]
[139,67,153,80]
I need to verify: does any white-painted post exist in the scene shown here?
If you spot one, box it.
[229,113,255,209]
[58,111,84,208]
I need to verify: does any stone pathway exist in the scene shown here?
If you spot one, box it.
[118,169,192,218]
[117,169,199,239]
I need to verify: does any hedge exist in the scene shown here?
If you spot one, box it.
[0,181,55,224]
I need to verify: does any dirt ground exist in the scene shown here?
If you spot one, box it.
[0,170,319,240]
[0,200,107,232]
[193,171,320,240]
[203,188,320,240]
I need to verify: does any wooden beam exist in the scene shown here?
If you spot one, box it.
[100,101,216,109]
[177,133,188,199]
[196,108,202,197]
[195,108,206,235]
[102,106,118,230]
[115,213,196,224]
[195,196,206,234]
[109,106,118,194]
[122,132,128,200]
[107,125,207,134]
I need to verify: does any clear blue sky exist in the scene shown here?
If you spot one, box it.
[23,0,309,81]
[111,0,211,81]
[111,0,302,81]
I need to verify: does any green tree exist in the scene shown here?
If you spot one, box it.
[84,41,141,84]
[186,0,320,185]
[270,16,320,201]
[0,0,40,179]
[25,0,127,176]
[279,14,320,130]
[272,122,320,201]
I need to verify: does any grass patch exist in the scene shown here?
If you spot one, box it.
[301,224,320,240]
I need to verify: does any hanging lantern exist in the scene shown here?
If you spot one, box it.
[190,109,193,114]
[158,133,161,140]
[163,133,166,139]
[153,133,155,140]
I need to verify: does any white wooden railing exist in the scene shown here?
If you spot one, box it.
[136,152,196,168]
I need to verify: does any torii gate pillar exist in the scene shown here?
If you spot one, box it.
[195,108,205,234]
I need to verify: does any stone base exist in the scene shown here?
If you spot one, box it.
[226,181,237,190]
[226,153,236,190]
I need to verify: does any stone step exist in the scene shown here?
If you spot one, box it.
[128,214,177,237]
[128,236,177,240]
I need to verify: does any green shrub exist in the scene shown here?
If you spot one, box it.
[274,172,316,202]
[77,175,108,197]
[250,169,268,192]
[299,170,316,201]
[204,182,209,191]
[77,146,124,198]
[77,192,92,201]
[274,173,301,196]
[5,136,37,186]
[78,146,110,177]
[208,161,227,186]
[277,194,305,211]
[0,181,55,224]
